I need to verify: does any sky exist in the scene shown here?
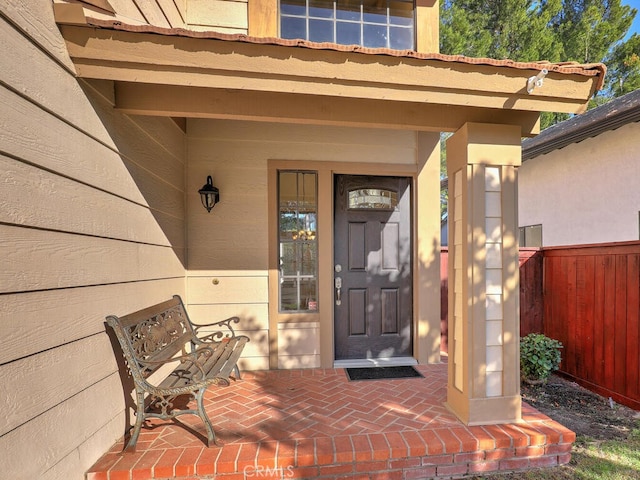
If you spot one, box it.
[624,0,640,38]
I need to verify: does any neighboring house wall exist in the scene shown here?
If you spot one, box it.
[185,119,419,369]
[519,121,640,246]
[0,3,187,479]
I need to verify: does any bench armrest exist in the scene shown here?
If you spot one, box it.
[192,316,241,343]
[140,347,216,383]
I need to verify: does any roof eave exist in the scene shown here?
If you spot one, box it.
[54,11,606,133]
[522,89,640,160]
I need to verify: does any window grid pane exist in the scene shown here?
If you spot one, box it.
[280,0,414,50]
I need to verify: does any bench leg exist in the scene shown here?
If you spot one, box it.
[195,388,217,447]
[124,390,147,453]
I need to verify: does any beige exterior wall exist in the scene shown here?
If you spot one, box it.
[185,120,441,369]
[0,3,187,479]
[519,122,640,246]
[187,0,248,33]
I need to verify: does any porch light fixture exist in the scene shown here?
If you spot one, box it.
[527,69,548,94]
[198,175,220,213]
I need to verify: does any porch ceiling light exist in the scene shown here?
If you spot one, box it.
[198,175,220,213]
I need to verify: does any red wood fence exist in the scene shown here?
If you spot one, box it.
[440,241,640,410]
[542,242,640,410]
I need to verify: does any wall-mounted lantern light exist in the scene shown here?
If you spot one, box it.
[198,175,220,213]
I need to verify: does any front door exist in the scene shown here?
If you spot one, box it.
[334,175,412,361]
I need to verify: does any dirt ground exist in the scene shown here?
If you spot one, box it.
[520,375,639,441]
[469,375,640,479]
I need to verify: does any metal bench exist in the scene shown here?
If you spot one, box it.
[106,295,249,452]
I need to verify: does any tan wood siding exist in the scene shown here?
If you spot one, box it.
[0,374,125,480]
[186,0,248,31]
[155,0,186,28]
[132,0,172,28]
[0,279,185,365]
[0,4,187,479]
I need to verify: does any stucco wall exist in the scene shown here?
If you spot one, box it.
[519,122,640,246]
[0,2,187,479]
[186,119,419,369]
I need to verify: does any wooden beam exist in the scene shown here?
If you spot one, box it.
[416,0,439,54]
[60,25,597,114]
[248,0,278,37]
[114,82,541,135]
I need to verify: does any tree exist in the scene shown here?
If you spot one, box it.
[440,0,638,107]
[439,1,638,213]
[554,0,635,64]
[603,33,640,97]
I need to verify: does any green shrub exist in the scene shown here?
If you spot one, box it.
[520,333,563,383]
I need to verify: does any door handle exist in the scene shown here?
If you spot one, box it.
[335,277,342,305]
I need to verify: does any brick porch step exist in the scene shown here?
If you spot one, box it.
[86,365,574,479]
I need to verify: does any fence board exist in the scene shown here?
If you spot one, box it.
[542,242,640,410]
[627,254,640,400]
[593,255,606,387]
[519,249,543,335]
[603,255,617,392]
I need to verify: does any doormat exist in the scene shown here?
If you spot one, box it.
[345,366,423,381]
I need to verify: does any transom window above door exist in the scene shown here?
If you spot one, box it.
[280,0,415,50]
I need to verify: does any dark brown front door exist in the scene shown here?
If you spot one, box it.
[334,175,412,361]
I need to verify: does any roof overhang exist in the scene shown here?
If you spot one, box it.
[522,89,640,160]
[55,12,606,136]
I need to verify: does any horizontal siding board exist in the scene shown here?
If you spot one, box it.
[133,0,172,27]
[127,113,186,167]
[0,334,117,436]
[0,86,148,205]
[0,278,185,364]
[0,18,115,146]
[1,86,187,215]
[100,0,147,23]
[187,303,269,330]
[91,87,187,194]
[156,0,185,27]
[0,225,184,293]
[0,0,76,72]
[38,414,124,480]
[188,246,268,270]
[0,374,124,480]
[1,154,175,245]
[187,276,268,304]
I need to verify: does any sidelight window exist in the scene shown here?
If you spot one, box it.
[278,171,319,312]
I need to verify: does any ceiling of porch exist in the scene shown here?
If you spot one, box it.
[54,7,606,137]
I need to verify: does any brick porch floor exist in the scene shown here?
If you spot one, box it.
[86,363,575,479]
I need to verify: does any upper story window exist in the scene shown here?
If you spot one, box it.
[280,0,415,50]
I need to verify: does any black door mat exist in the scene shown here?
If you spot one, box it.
[345,365,423,381]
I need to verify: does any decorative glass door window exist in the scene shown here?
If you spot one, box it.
[278,171,319,312]
[348,188,398,210]
[280,0,414,50]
